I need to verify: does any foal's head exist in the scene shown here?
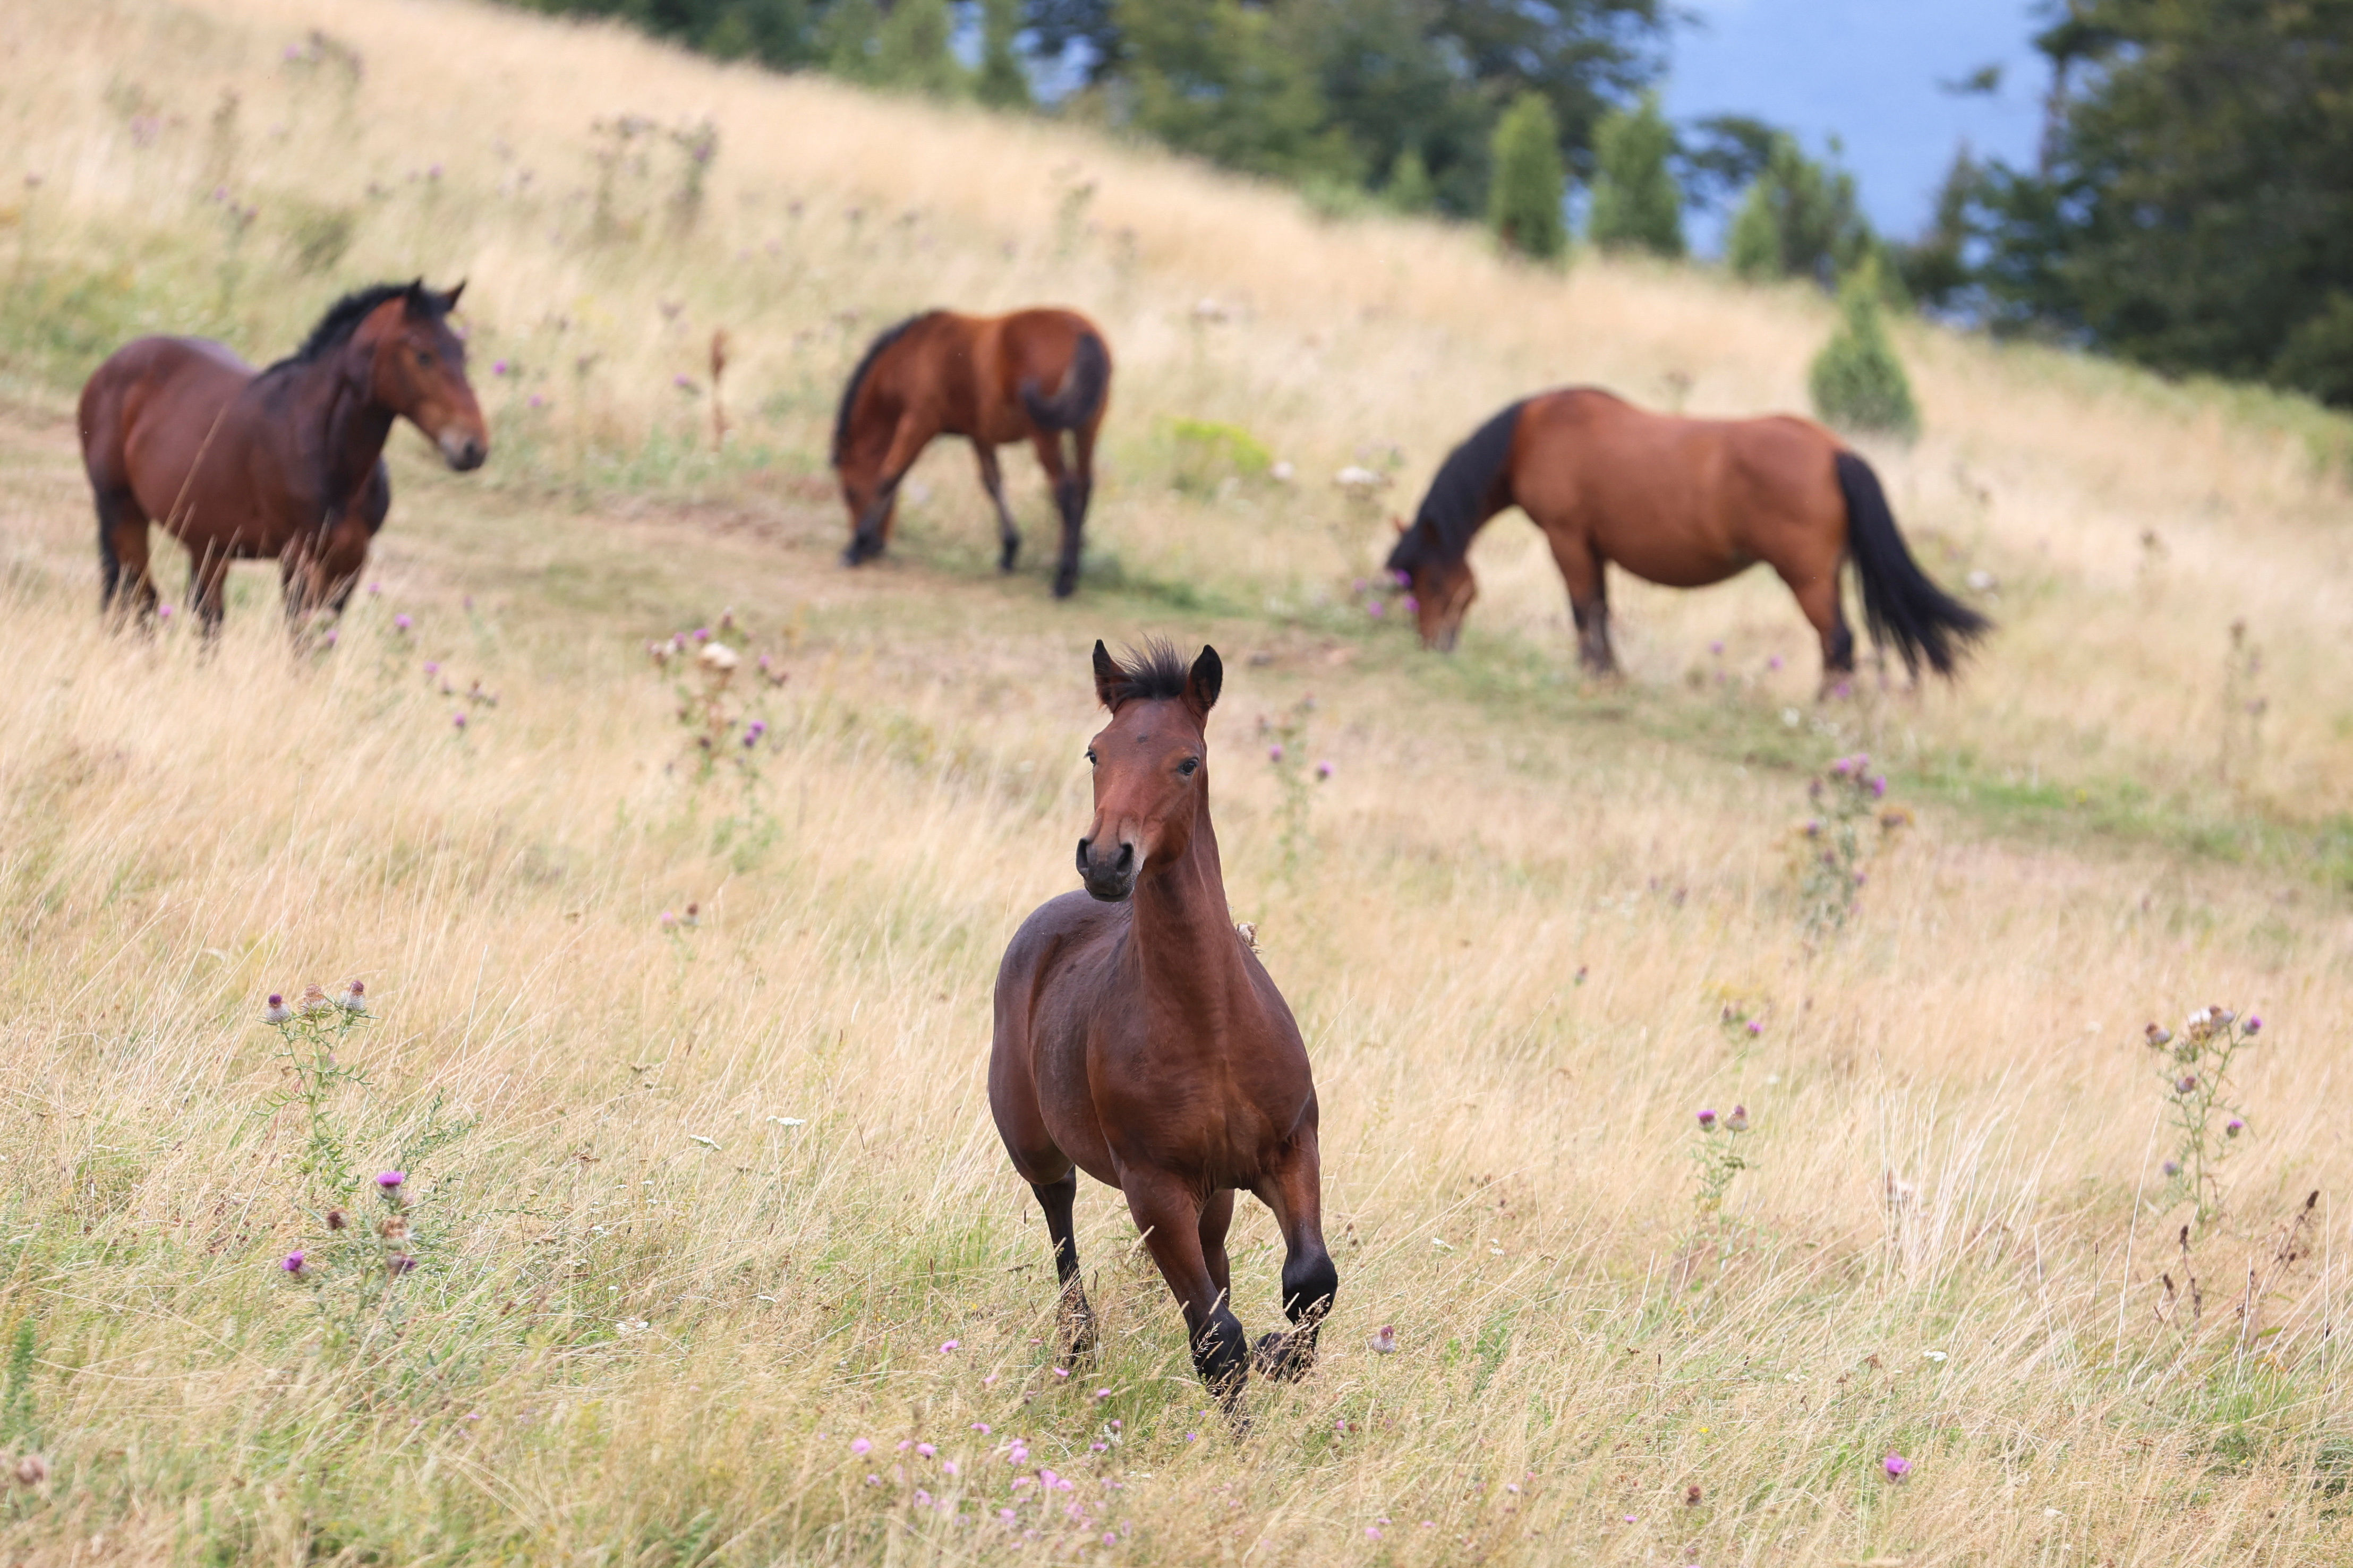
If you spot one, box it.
[357,281,489,472]
[1385,519,1477,652]
[1077,640,1223,902]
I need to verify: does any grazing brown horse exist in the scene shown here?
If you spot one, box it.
[834,308,1111,598]
[990,641,1336,1412]
[78,280,488,635]
[1385,388,1988,682]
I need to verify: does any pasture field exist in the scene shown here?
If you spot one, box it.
[4,1,2353,1562]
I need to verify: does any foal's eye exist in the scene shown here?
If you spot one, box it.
[1177,758,1200,777]
[1085,750,1097,766]
[416,349,437,368]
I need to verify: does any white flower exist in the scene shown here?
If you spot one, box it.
[1333,465,1391,494]
[697,642,740,674]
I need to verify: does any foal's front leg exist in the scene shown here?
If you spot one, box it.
[1251,1141,1339,1380]
[1029,1172,1097,1365]
[1125,1172,1250,1406]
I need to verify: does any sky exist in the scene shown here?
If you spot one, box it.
[1660,0,2051,250]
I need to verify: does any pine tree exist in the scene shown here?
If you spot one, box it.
[1385,146,1435,213]
[1809,258,1920,441]
[873,0,967,99]
[1488,91,1566,262]
[1586,91,1682,256]
[975,0,1031,110]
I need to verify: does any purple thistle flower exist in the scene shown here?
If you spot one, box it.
[1882,1453,1911,1482]
[1401,594,1419,613]
[492,359,509,376]
[2226,1118,2245,1137]
[2162,1159,2181,1177]
[394,613,413,631]
[452,712,468,731]
[1697,1108,1718,1130]
[1768,654,1784,670]
[377,1171,406,1192]
[1316,760,1334,780]
[1745,1020,1762,1036]
[1352,578,1368,593]
[157,604,174,621]
[1367,599,1385,618]
[1709,640,1724,655]
[528,393,545,409]
[916,1442,935,1457]
[937,1339,957,1352]
[1869,775,1888,798]
[282,1250,306,1273]
[1393,569,1412,587]
[2245,1016,2262,1035]
[1268,743,1284,763]
[423,661,440,675]
[850,1437,872,1455]
[2176,1075,2197,1094]
[387,1254,416,1275]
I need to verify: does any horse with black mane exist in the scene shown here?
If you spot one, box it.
[833,308,1111,597]
[990,640,1336,1418]
[1386,388,1989,684]
[78,279,488,636]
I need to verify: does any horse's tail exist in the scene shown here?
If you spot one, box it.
[1836,449,1989,678]
[1021,331,1110,432]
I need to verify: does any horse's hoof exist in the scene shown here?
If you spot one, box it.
[1252,1331,1313,1381]
[1051,574,1078,599]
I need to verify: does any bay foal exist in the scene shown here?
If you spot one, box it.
[990,642,1336,1412]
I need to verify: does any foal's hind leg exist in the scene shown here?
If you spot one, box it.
[1030,1171,1097,1365]
[1250,1139,1339,1381]
[1029,429,1090,599]
[973,440,1021,572]
[1772,554,1855,692]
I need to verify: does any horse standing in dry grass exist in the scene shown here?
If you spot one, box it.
[1387,388,1989,683]
[77,280,488,636]
[990,641,1336,1415]
[833,309,1111,597]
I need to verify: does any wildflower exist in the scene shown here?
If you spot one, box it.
[528,394,545,409]
[379,1216,409,1241]
[339,979,367,1015]
[2226,1118,2245,1138]
[492,359,509,376]
[851,1437,872,1455]
[998,1509,1016,1524]
[1744,1021,1762,1036]
[157,604,174,622]
[393,613,413,632]
[453,712,468,731]
[971,1422,990,1433]
[387,1254,417,1275]
[693,627,712,643]
[1366,1528,1383,1540]
[12,1455,45,1487]
[282,1250,307,1274]
[1726,1104,1749,1133]
[1882,1453,1911,1482]
[1393,569,1411,587]
[1768,655,1784,671]
[917,1442,935,1457]
[914,1489,931,1507]
[1316,760,1333,780]
[898,1440,913,1452]
[744,719,767,749]
[1869,775,1888,798]
[2144,1024,2172,1049]
[300,984,333,1015]
[1685,1484,1702,1505]
[377,1171,406,1193]
[1367,599,1385,618]
[263,994,293,1025]
[682,903,700,928]
[1268,743,1284,763]
[1697,1108,1718,1130]
[939,1339,959,1353]
[423,660,440,676]
[697,641,739,674]
[2245,1016,2262,1035]
[659,910,678,931]
[1368,1323,1397,1353]
[942,1459,958,1476]
[1402,594,1419,613]
[1709,640,1724,655]
[2176,1075,2198,1095]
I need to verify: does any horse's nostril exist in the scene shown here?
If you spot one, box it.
[1114,842,1134,870]
[1076,837,1092,870]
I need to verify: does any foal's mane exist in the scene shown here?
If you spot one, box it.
[1098,639,1192,709]
[833,311,940,466]
[1388,398,1525,572]
[265,281,446,375]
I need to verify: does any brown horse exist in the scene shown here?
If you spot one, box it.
[990,641,1336,1413]
[1385,388,1988,682]
[78,280,488,636]
[833,308,1111,598]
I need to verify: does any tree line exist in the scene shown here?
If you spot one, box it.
[510,0,2353,409]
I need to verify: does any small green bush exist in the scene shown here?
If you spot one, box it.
[1587,92,1683,258]
[1487,91,1566,262]
[1166,417,1271,495]
[1809,260,1920,440]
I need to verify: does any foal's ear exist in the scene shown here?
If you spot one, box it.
[1092,639,1123,710]
[1185,645,1223,717]
[440,279,466,311]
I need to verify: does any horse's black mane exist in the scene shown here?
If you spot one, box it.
[1386,398,1526,574]
[265,281,446,373]
[833,311,939,466]
[1099,639,1191,707]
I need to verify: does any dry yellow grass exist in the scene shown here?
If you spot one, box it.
[3,0,2353,1563]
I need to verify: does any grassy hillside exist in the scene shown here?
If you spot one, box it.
[3,1,2352,1563]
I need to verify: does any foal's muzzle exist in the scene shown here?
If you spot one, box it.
[439,427,489,472]
[1076,836,1137,902]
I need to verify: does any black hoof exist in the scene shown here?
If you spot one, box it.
[999,543,1020,573]
[1252,1331,1316,1381]
[1052,572,1078,599]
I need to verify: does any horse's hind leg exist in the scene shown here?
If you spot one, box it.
[1030,427,1090,599]
[189,544,232,642]
[93,490,156,630]
[1773,553,1855,692]
[1029,1172,1097,1365]
[1250,1141,1339,1381]
[1124,1172,1250,1410]
[973,440,1021,572]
